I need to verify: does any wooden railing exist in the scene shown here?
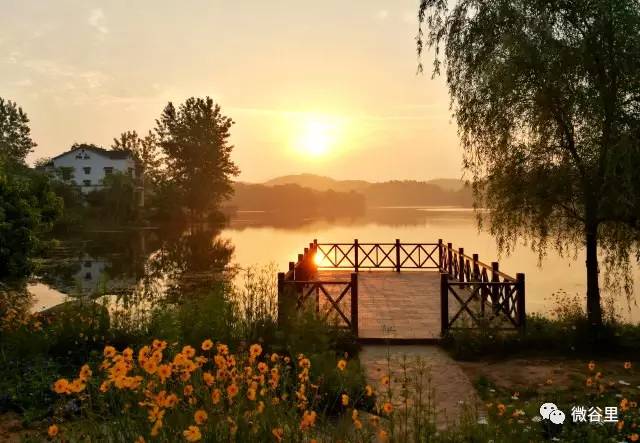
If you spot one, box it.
[315,239,441,271]
[278,239,525,339]
[278,242,358,334]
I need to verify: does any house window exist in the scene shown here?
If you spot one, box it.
[104,167,114,175]
[83,179,92,186]
[83,166,91,175]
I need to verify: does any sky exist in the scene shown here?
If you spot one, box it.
[1,0,463,183]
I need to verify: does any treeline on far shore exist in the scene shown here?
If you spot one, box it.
[227,180,473,215]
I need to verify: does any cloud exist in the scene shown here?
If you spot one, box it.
[375,10,389,21]
[88,8,109,35]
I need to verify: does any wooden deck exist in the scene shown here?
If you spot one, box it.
[318,270,441,341]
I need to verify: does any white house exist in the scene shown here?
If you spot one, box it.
[47,145,136,193]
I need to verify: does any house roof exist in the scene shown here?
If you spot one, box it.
[51,145,132,161]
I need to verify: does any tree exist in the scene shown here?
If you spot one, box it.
[85,172,138,225]
[417,0,640,327]
[0,98,36,165]
[0,166,62,280]
[112,130,161,208]
[155,97,240,219]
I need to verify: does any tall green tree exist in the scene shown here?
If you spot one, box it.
[0,98,36,165]
[155,97,240,219]
[112,130,161,208]
[417,0,640,327]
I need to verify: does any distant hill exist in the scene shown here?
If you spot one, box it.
[263,174,370,192]
[263,173,468,194]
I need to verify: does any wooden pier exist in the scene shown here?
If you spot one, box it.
[277,240,525,343]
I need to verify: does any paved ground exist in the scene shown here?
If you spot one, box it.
[317,270,441,339]
[359,345,480,428]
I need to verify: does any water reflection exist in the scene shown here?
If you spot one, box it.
[11,207,640,323]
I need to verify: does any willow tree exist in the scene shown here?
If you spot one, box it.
[417,0,640,327]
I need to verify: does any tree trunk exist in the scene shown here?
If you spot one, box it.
[585,225,602,327]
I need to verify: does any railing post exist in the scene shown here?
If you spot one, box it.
[491,262,499,309]
[438,239,443,271]
[297,254,304,280]
[516,273,526,331]
[458,248,464,281]
[277,272,285,326]
[472,254,479,280]
[447,243,453,276]
[440,273,449,335]
[395,239,401,272]
[350,273,358,336]
[354,239,359,272]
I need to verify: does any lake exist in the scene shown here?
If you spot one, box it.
[28,207,640,322]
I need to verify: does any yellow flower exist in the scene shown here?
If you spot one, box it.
[183,425,202,442]
[497,403,506,415]
[341,394,349,406]
[201,339,213,351]
[69,378,86,393]
[382,402,393,414]
[381,375,390,386]
[249,344,263,358]
[588,361,596,371]
[53,378,70,394]
[211,389,222,404]
[143,359,158,375]
[365,385,374,396]
[337,359,347,371]
[227,383,239,399]
[272,427,284,441]
[625,361,633,370]
[247,388,256,401]
[48,424,59,437]
[122,348,134,361]
[103,345,116,358]
[148,406,165,424]
[270,353,279,362]
[217,344,229,355]
[194,410,208,425]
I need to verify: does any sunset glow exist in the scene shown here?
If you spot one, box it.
[296,116,341,157]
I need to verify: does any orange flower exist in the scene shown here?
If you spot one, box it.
[586,377,593,387]
[48,424,59,437]
[341,394,349,406]
[157,364,172,383]
[211,389,222,404]
[217,344,229,355]
[247,388,256,401]
[337,359,347,371]
[621,398,630,412]
[272,427,284,441]
[249,344,263,358]
[194,410,208,425]
[227,383,239,399]
[382,402,393,414]
[618,420,625,431]
[79,364,92,381]
[497,403,506,415]
[183,425,202,442]
[625,361,633,370]
[588,361,596,371]
[53,378,70,394]
[182,345,196,358]
[202,372,215,386]
[257,362,268,374]
[630,433,639,442]
[201,339,214,351]
[103,345,116,358]
[147,406,165,424]
[300,410,317,430]
[381,375,390,386]
[270,353,279,362]
[152,339,167,351]
[184,385,194,397]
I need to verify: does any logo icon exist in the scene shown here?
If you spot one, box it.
[540,402,558,420]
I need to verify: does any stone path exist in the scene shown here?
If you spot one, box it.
[359,345,479,428]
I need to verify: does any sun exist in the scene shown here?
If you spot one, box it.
[296,116,340,157]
